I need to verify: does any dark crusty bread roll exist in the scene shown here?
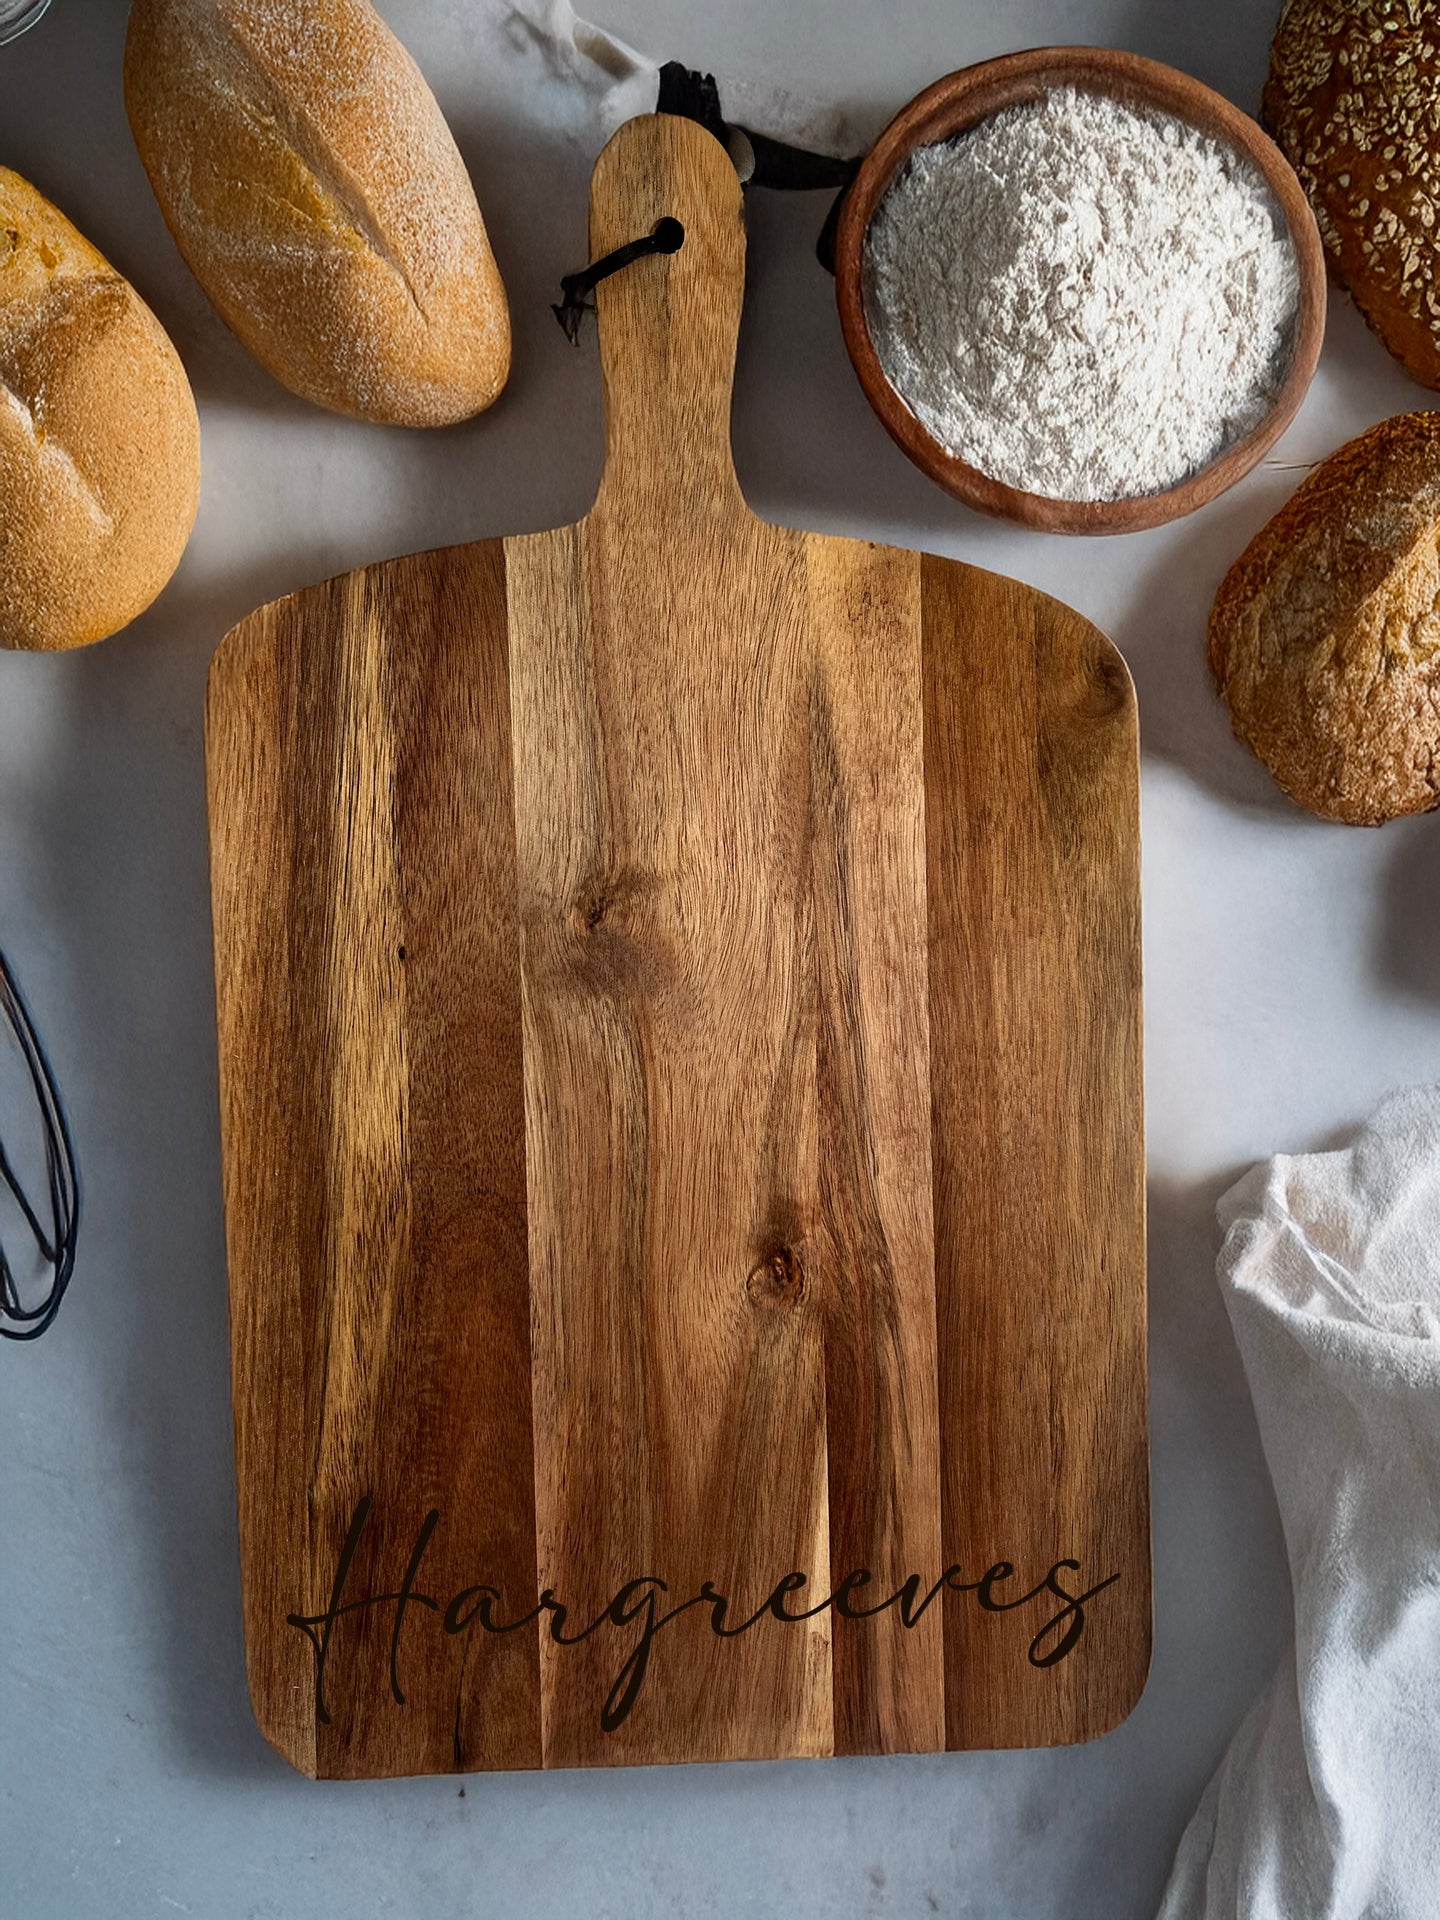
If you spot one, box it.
[0,169,200,652]
[1209,411,1440,826]
[1264,0,1440,387]
[124,0,510,427]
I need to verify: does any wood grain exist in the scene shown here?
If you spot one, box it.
[206,112,1148,1778]
[921,556,1149,1746]
[809,539,944,1757]
[834,46,1327,534]
[209,546,542,1778]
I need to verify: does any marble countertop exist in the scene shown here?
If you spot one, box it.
[4,1,1438,1915]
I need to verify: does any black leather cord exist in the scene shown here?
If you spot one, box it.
[552,216,686,343]
[553,61,863,339]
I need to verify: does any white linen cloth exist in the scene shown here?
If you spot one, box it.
[507,0,869,151]
[1158,1085,1440,1919]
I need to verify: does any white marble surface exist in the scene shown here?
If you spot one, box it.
[3,2,1438,1915]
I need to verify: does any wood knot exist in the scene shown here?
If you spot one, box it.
[571,884,613,934]
[745,1245,805,1309]
[1077,644,1131,719]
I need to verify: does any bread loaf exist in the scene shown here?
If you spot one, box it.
[1209,411,1440,826]
[0,169,200,652]
[1264,1,1440,387]
[123,0,510,428]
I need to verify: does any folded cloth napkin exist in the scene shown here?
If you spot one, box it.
[1157,1085,1440,1920]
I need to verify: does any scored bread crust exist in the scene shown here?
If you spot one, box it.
[1264,0,1440,387]
[124,0,511,427]
[1209,410,1440,825]
[0,168,201,651]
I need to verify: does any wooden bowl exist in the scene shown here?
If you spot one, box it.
[834,47,1327,535]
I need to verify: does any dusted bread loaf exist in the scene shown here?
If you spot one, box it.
[1209,412,1440,826]
[124,0,510,427]
[1264,1,1440,386]
[0,169,200,652]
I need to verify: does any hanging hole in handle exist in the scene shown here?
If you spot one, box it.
[553,217,687,341]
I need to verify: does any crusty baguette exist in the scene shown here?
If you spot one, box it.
[124,0,510,427]
[0,168,200,652]
[1264,0,1440,388]
[1209,411,1440,826]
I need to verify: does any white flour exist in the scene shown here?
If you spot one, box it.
[863,87,1301,503]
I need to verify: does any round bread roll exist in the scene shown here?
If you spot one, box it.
[0,169,200,652]
[124,0,510,428]
[1209,411,1440,826]
[1264,1,1440,387]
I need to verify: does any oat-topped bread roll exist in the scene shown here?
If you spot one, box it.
[1209,411,1440,825]
[1264,0,1440,386]
[0,169,200,652]
[124,0,510,427]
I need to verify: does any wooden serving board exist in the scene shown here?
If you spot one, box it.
[207,113,1148,1780]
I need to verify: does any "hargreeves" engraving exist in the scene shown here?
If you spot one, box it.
[287,1498,1120,1735]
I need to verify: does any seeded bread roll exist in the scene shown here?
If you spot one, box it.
[124,0,510,427]
[0,169,200,652]
[1264,0,1440,387]
[1209,411,1440,825]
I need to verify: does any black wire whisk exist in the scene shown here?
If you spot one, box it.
[0,950,79,1340]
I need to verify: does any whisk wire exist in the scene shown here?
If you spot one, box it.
[0,950,79,1340]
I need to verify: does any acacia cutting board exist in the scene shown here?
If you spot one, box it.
[207,112,1148,1780]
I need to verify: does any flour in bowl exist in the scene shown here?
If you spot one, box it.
[862,86,1301,503]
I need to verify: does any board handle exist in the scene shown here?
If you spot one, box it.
[589,113,747,520]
